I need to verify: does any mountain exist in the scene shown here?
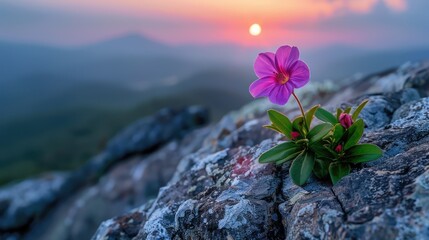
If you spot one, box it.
[0,35,201,119]
[80,33,170,56]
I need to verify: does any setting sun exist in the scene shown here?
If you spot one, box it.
[249,23,262,36]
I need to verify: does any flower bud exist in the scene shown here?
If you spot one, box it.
[335,144,343,153]
[291,131,300,140]
[339,113,353,129]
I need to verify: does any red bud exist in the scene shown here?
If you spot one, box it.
[339,113,353,129]
[291,131,300,140]
[335,144,343,153]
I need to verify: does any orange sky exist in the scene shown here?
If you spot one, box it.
[2,0,427,48]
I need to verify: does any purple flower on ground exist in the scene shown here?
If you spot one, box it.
[249,45,310,105]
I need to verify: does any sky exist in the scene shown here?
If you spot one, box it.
[1,0,429,49]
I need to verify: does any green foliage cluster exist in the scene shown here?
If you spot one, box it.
[259,100,383,185]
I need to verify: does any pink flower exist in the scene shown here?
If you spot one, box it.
[339,113,353,129]
[291,131,300,140]
[249,45,310,105]
[335,144,343,153]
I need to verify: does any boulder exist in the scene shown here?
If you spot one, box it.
[92,61,429,240]
[106,106,209,160]
[0,106,209,239]
[0,173,69,231]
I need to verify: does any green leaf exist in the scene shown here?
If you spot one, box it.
[263,125,282,134]
[346,143,383,163]
[332,124,345,143]
[295,138,309,145]
[305,104,321,128]
[315,108,338,124]
[329,162,351,184]
[276,149,303,165]
[292,116,306,135]
[310,141,336,159]
[290,151,315,186]
[267,109,293,138]
[352,99,369,121]
[313,158,330,179]
[344,119,364,150]
[307,123,333,143]
[259,142,300,163]
[336,108,342,119]
[324,145,339,157]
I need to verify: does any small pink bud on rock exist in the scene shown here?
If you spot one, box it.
[339,113,353,129]
[291,131,300,140]
[335,144,343,153]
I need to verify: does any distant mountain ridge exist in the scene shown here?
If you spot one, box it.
[1,33,429,119]
[80,33,170,56]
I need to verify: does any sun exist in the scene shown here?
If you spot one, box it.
[249,23,262,36]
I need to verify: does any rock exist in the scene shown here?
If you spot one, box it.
[70,106,209,186]
[27,127,212,240]
[2,61,429,239]
[106,106,209,160]
[92,62,429,240]
[0,106,209,239]
[349,88,420,130]
[331,142,429,239]
[324,61,427,105]
[404,62,429,97]
[92,203,151,240]
[391,97,429,129]
[0,173,69,231]
[129,143,284,240]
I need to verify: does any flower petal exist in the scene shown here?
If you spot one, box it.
[254,52,276,78]
[275,46,299,73]
[268,84,292,105]
[289,60,310,88]
[249,76,276,98]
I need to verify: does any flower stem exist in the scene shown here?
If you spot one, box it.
[292,92,307,128]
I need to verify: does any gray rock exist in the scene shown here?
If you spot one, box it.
[69,106,209,188]
[92,62,429,240]
[324,61,426,106]
[332,142,429,239]
[391,97,429,129]
[3,61,429,239]
[340,88,420,130]
[106,106,209,160]
[0,173,69,230]
[0,106,209,239]
[24,127,211,240]
[92,210,148,240]
[404,62,429,97]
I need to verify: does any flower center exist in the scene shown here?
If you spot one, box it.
[276,72,290,85]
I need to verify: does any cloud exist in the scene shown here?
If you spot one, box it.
[347,0,378,13]
[383,0,407,12]
[275,0,428,49]
[312,0,407,14]
[0,0,425,49]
